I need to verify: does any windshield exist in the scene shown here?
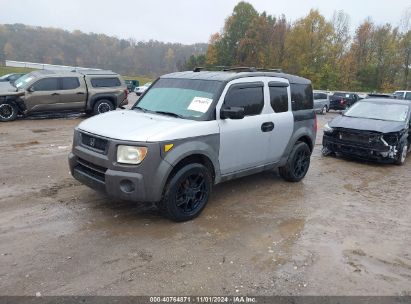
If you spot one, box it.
[393,91,404,98]
[14,73,36,89]
[134,78,223,120]
[344,101,409,122]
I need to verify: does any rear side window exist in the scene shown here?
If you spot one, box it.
[62,77,80,90]
[290,83,313,110]
[405,92,411,100]
[32,78,59,91]
[314,93,327,100]
[269,86,288,113]
[224,83,264,116]
[91,77,121,88]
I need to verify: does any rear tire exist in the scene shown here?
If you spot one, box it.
[158,163,212,222]
[279,142,311,182]
[0,102,18,122]
[92,99,114,115]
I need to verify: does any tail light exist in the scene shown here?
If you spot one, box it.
[124,89,128,99]
[340,99,345,105]
[314,113,318,133]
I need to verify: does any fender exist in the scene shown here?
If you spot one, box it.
[1,95,26,113]
[278,126,315,166]
[86,93,118,111]
[159,134,221,185]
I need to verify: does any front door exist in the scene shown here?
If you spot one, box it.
[217,78,272,175]
[25,77,61,113]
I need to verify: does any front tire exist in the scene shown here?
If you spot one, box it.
[158,163,212,222]
[321,105,327,115]
[0,102,18,122]
[395,143,408,165]
[92,99,114,115]
[279,142,311,182]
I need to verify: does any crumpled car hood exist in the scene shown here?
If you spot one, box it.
[0,83,23,97]
[329,115,406,133]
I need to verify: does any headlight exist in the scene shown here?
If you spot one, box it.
[323,123,334,133]
[117,145,147,164]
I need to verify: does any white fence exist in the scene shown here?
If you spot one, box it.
[5,60,101,71]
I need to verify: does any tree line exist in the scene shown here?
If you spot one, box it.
[192,2,411,92]
[1,3,410,92]
[0,23,207,77]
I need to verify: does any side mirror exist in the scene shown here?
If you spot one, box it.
[220,107,245,120]
[27,87,34,93]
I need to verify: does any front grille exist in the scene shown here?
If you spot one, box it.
[75,158,107,182]
[81,133,108,153]
[338,131,370,144]
[332,128,381,145]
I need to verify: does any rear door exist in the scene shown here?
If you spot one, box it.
[266,81,294,163]
[58,77,87,110]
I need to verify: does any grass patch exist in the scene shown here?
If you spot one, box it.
[0,66,36,76]
[123,75,155,85]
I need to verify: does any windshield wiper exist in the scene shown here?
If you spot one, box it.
[134,106,148,112]
[153,110,184,119]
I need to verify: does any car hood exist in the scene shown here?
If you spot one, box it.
[329,115,406,133]
[77,110,217,142]
[0,82,16,91]
[0,84,24,97]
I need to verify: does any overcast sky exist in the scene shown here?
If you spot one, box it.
[1,0,410,44]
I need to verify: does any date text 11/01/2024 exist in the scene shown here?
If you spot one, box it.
[149,296,257,303]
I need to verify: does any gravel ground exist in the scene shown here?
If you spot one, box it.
[0,96,410,296]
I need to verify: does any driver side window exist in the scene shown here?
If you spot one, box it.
[223,82,264,116]
[31,78,59,91]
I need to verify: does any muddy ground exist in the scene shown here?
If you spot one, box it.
[1,96,411,296]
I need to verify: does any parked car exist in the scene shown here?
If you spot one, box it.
[313,91,330,114]
[393,91,411,100]
[0,73,26,83]
[322,99,411,165]
[366,93,394,99]
[134,82,152,96]
[69,68,317,221]
[125,79,139,92]
[0,69,128,122]
[329,92,361,110]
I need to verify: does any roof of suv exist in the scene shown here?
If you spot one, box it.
[28,69,119,78]
[161,71,311,85]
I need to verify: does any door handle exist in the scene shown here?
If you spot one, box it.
[51,93,60,96]
[76,92,85,95]
[261,122,274,132]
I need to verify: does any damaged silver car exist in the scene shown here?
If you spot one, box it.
[322,99,411,165]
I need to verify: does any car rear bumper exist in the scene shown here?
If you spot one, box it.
[119,98,128,107]
[329,103,346,110]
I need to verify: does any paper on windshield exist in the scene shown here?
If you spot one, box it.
[187,97,213,113]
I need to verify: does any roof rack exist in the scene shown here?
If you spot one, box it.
[193,66,283,73]
[193,66,227,72]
